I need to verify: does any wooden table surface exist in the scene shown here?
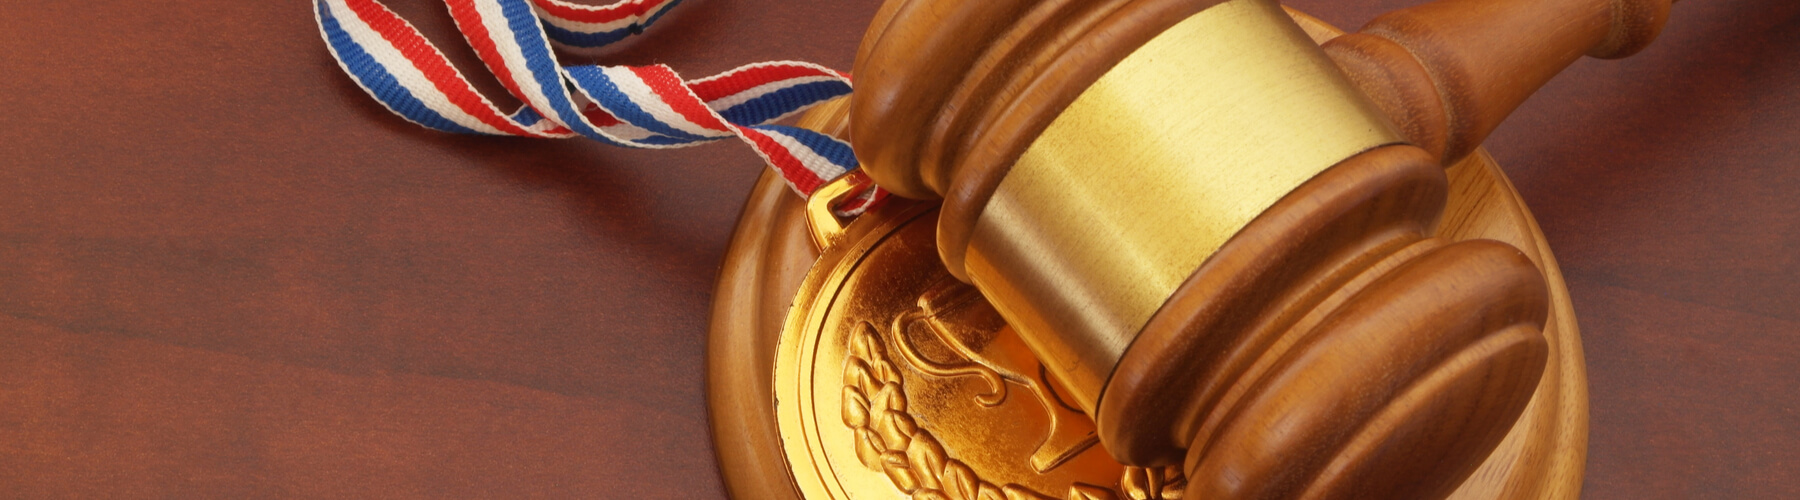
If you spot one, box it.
[1,0,1794,498]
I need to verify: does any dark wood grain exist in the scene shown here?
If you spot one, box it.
[0,0,877,498]
[0,0,1794,499]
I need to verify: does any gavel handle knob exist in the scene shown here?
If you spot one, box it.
[1323,0,1673,165]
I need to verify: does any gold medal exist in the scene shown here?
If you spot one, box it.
[773,184,1183,500]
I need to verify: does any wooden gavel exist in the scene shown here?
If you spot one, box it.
[840,0,1671,498]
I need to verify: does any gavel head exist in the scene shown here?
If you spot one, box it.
[849,0,1551,498]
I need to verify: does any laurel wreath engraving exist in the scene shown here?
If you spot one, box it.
[842,322,1185,500]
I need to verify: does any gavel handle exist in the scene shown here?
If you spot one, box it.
[1323,0,1673,165]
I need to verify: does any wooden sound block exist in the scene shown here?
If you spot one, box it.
[709,10,1586,500]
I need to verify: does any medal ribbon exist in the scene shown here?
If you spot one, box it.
[313,0,884,214]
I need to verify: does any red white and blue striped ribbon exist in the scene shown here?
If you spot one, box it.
[313,0,884,214]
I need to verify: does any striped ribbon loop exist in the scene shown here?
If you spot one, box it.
[531,0,684,51]
[313,0,885,215]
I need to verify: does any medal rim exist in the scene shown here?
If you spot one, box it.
[775,199,939,500]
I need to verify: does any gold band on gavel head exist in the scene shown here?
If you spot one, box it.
[961,0,1404,414]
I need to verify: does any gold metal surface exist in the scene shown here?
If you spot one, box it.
[776,181,1184,499]
[964,0,1404,412]
[806,175,860,249]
